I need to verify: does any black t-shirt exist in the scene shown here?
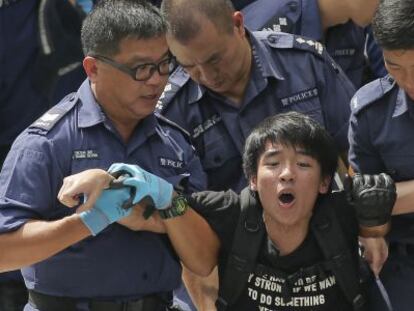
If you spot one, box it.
[190,190,359,311]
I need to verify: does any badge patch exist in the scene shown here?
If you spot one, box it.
[262,16,293,33]
[159,157,184,169]
[72,150,99,160]
[281,88,319,107]
[192,114,222,139]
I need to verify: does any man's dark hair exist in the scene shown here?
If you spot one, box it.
[243,112,338,180]
[81,0,166,56]
[372,0,414,50]
[161,0,235,44]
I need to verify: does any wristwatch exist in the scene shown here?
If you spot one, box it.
[159,195,189,219]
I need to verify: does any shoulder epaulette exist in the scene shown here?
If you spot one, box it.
[156,67,191,112]
[264,31,324,58]
[29,92,79,133]
[155,113,191,138]
[351,75,396,115]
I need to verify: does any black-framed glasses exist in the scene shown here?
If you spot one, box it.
[92,54,177,81]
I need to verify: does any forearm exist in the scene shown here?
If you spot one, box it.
[163,209,219,276]
[393,180,414,215]
[0,214,90,272]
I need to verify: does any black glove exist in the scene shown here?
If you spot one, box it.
[345,173,396,227]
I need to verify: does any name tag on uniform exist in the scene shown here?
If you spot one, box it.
[333,49,356,57]
[280,88,319,107]
[192,114,222,139]
[159,157,184,169]
[72,150,99,160]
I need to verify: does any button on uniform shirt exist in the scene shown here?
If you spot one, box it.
[241,0,384,88]
[0,79,207,306]
[157,31,355,192]
[349,75,414,243]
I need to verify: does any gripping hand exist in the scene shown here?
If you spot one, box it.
[108,163,174,211]
[345,173,396,227]
[79,187,132,236]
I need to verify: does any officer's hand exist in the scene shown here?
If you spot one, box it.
[360,237,388,277]
[58,169,114,212]
[108,163,174,210]
[345,173,396,227]
[79,187,133,236]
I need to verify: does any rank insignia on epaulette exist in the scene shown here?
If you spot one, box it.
[295,38,324,55]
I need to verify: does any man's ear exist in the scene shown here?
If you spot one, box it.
[232,11,245,36]
[319,176,331,194]
[83,56,99,82]
[250,175,258,191]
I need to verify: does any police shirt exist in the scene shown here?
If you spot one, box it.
[189,190,359,310]
[241,0,379,88]
[349,75,414,243]
[0,79,207,302]
[157,30,355,192]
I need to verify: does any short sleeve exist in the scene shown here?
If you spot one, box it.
[0,134,65,233]
[188,190,240,251]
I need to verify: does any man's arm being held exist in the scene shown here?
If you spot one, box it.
[58,164,220,276]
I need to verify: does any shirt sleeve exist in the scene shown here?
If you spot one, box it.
[0,133,65,233]
[188,190,240,251]
[348,107,384,174]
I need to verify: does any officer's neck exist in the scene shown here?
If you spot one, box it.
[263,211,310,256]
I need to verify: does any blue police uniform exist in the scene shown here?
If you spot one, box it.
[157,30,355,193]
[349,75,414,311]
[241,0,385,88]
[0,79,207,311]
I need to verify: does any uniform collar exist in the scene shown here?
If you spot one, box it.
[300,0,323,41]
[392,88,414,118]
[77,79,106,128]
[187,29,284,105]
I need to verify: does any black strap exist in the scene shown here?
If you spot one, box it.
[216,188,264,311]
[311,197,365,311]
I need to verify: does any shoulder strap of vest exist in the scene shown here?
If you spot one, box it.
[311,195,365,311]
[216,188,265,311]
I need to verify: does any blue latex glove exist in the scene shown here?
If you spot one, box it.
[79,187,132,235]
[108,163,174,210]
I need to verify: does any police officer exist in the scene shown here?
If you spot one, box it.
[0,1,206,310]
[159,0,354,193]
[348,0,414,310]
[157,0,355,307]
[0,1,88,310]
[241,0,383,88]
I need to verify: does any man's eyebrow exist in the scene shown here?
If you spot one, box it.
[262,150,281,158]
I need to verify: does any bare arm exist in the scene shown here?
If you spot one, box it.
[162,207,219,276]
[0,215,90,273]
